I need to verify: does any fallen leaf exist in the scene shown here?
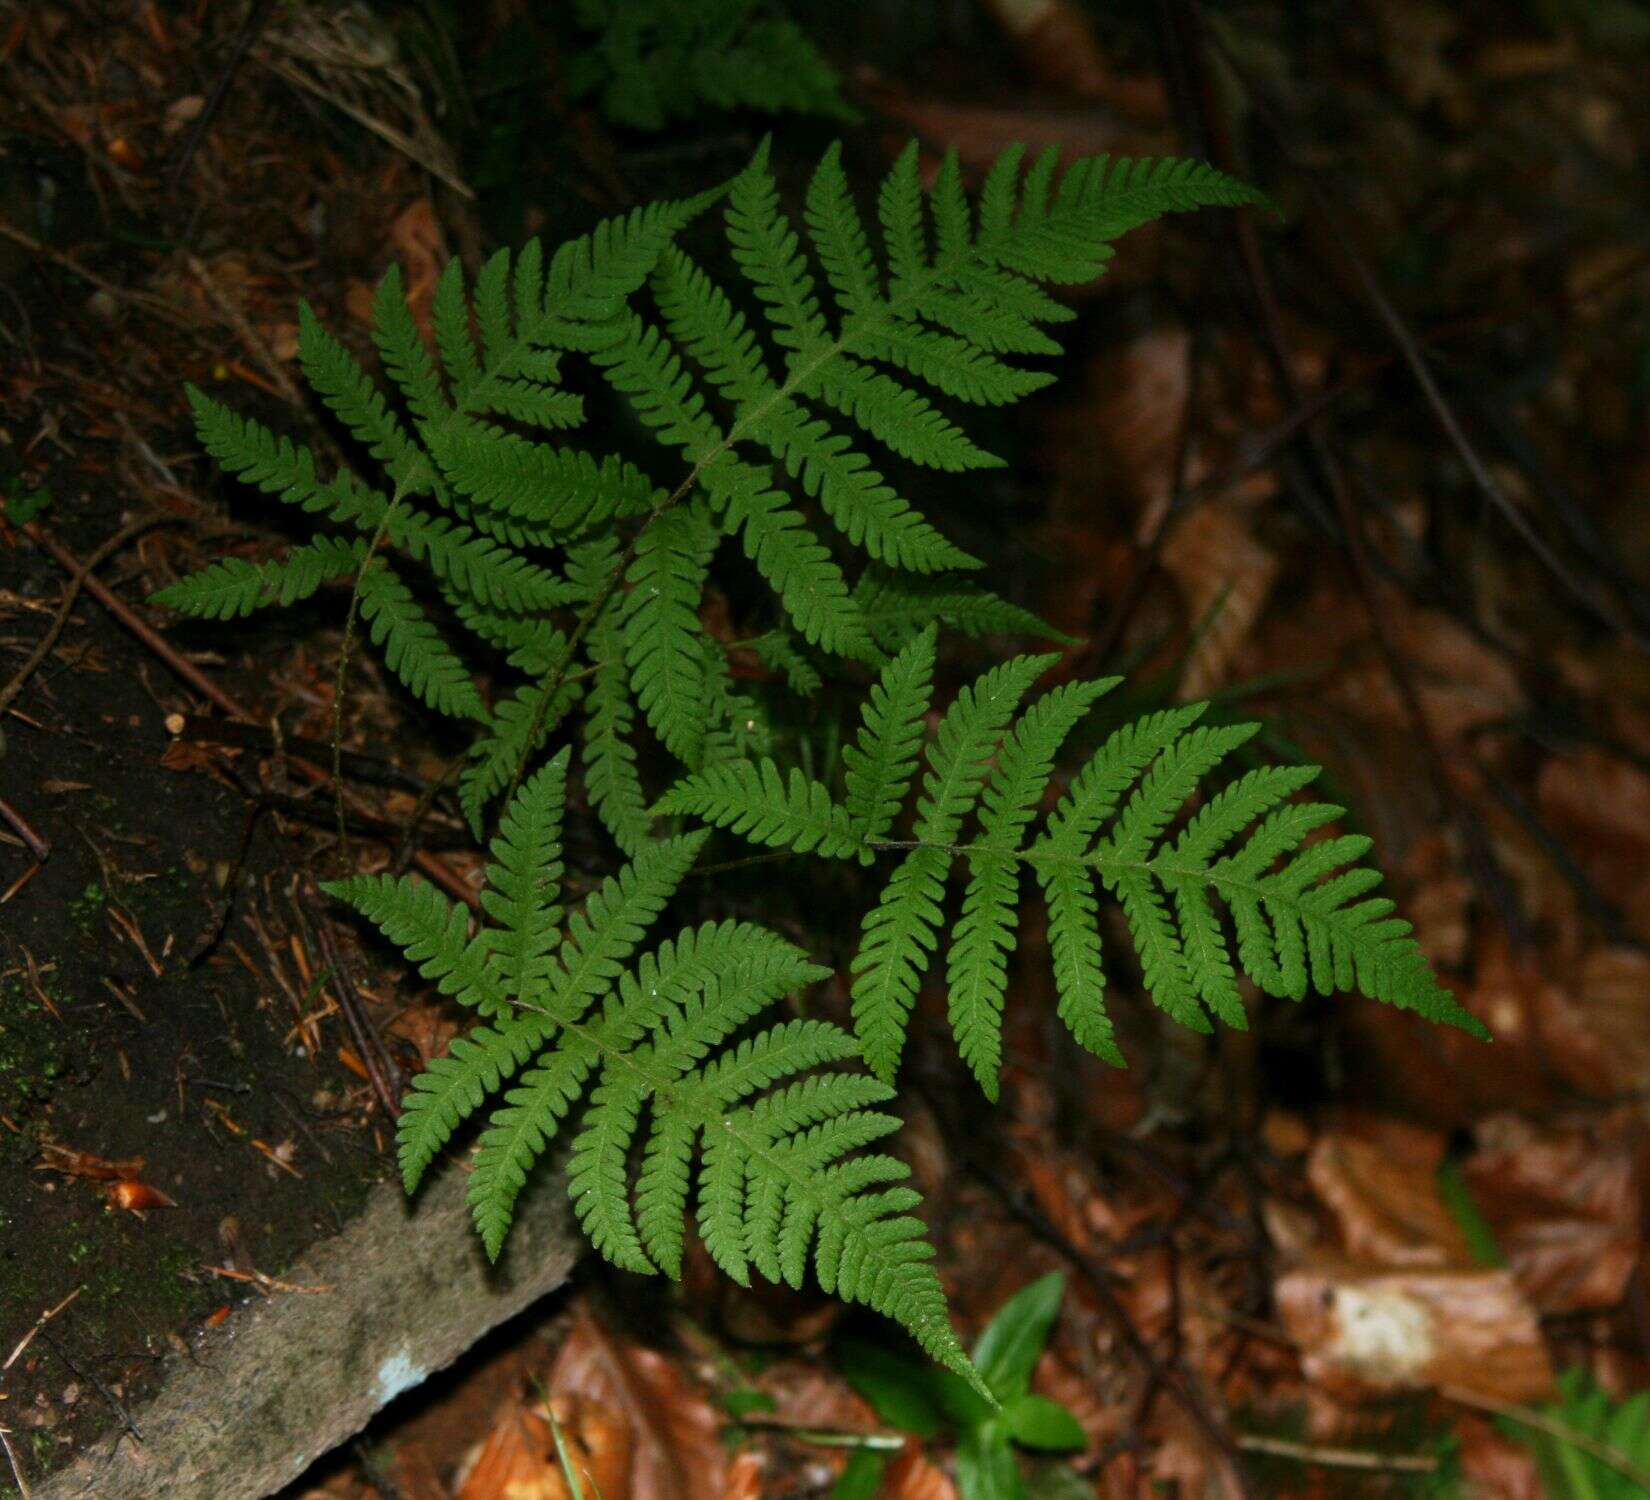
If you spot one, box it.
[1307,1125,1474,1269]
[35,1142,144,1182]
[1159,503,1279,698]
[106,1179,178,1212]
[979,0,1168,120]
[545,1307,726,1500]
[883,1439,959,1499]
[384,198,444,340]
[1537,748,1650,920]
[1276,1260,1553,1402]
[453,1389,631,1500]
[1462,1113,1640,1312]
[1455,1413,1543,1500]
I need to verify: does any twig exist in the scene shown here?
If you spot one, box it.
[3,1287,82,1372]
[293,882,402,1119]
[167,712,427,793]
[0,1425,31,1500]
[1236,1432,1438,1474]
[24,522,479,908]
[0,799,49,862]
[729,1419,905,1452]
[1440,1384,1650,1493]
[185,251,303,404]
[168,0,278,195]
[0,221,189,327]
[0,514,177,727]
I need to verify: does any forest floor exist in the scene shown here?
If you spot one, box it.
[4,2,1650,1498]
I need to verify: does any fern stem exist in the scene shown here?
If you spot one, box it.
[333,488,407,865]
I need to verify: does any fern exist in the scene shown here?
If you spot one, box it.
[131,136,1487,1388]
[566,0,855,130]
[154,138,1257,840]
[325,754,982,1392]
[656,626,1486,1098]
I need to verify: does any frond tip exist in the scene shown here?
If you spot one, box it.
[325,770,986,1397]
[657,655,1484,1098]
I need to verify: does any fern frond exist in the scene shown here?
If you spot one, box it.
[150,536,365,620]
[355,560,485,720]
[622,501,717,767]
[660,660,1482,1094]
[854,566,1073,650]
[710,462,873,658]
[298,303,434,496]
[582,613,651,855]
[477,749,569,998]
[842,624,936,841]
[334,770,981,1392]
[745,629,822,696]
[458,672,584,837]
[569,0,853,131]
[652,759,862,859]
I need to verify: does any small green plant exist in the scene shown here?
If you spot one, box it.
[1497,1370,1650,1499]
[565,0,854,130]
[149,136,1482,1386]
[837,1272,1086,1499]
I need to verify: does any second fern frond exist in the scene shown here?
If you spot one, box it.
[656,626,1486,1097]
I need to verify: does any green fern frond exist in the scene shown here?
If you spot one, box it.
[459,672,584,837]
[326,773,981,1394]
[622,501,717,767]
[569,0,854,132]
[158,187,723,824]
[582,612,652,855]
[842,625,936,841]
[745,629,823,696]
[658,658,1484,1095]
[653,760,863,859]
[356,560,485,720]
[161,138,1250,837]
[854,566,1075,651]
[149,536,366,620]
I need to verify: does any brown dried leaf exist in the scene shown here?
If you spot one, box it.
[1275,1260,1553,1402]
[1306,1126,1473,1269]
[384,198,444,339]
[1455,1413,1544,1500]
[863,89,1138,173]
[546,1308,726,1500]
[980,0,1168,120]
[1462,1113,1641,1313]
[721,1449,765,1500]
[1398,831,1473,971]
[883,1440,960,1500]
[35,1142,144,1182]
[106,1179,178,1212]
[1537,748,1650,920]
[1539,947,1650,1100]
[453,1390,631,1500]
[1159,503,1279,699]
[1333,604,1524,744]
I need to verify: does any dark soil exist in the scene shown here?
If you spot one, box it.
[0,475,393,1486]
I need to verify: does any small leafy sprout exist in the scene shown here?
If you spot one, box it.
[0,484,52,528]
[1495,1369,1650,1498]
[838,1271,1086,1500]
